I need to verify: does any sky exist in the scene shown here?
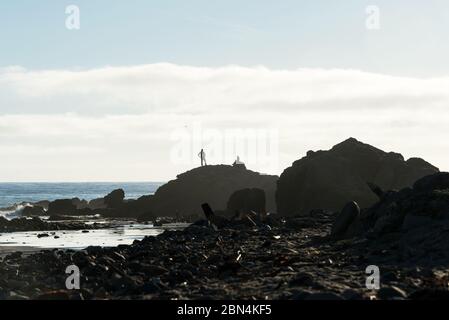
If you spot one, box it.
[0,1,449,182]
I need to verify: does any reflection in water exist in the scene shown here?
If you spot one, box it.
[0,223,188,250]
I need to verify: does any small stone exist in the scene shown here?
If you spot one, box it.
[37,233,50,238]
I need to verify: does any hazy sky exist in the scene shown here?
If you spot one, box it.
[1,1,449,181]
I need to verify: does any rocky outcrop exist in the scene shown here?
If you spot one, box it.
[329,172,449,270]
[22,206,46,217]
[44,190,127,217]
[103,189,125,208]
[226,188,266,216]
[47,199,77,216]
[71,198,89,210]
[276,138,438,216]
[88,198,107,210]
[148,165,278,218]
[333,172,449,239]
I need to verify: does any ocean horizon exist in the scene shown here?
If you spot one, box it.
[0,182,164,210]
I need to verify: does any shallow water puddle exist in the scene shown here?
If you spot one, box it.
[0,223,188,250]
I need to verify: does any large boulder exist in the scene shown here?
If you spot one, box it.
[22,205,46,216]
[47,199,77,215]
[103,189,125,208]
[72,198,89,209]
[147,165,278,217]
[276,138,439,216]
[88,198,107,210]
[226,188,266,216]
[99,195,155,219]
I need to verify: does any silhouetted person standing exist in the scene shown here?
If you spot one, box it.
[198,149,207,166]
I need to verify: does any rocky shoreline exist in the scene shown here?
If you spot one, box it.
[1,203,448,300]
[1,139,449,300]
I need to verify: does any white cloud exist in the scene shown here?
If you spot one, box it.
[0,63,448,181]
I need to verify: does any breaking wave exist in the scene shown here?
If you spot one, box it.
[0,203,29,220]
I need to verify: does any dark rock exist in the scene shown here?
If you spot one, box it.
[71,251,90,267]
[47,199,77,215]
[136,211,157,223]
[276,138,438,216]
[31,200,50,210]
[91,208,121,218]
[353,177,449,240]
[37,233,50,238]
[72,198,89,209]
[226,188,266,216]
[102,195,155,219]
[201,203,229,229]
[413,172,449,193]
[367,182,384,198]
[401,215,435,231]
[47,215,77,221]
[202,203,215,221]
[88,197,106,210]
[104,189,125,208]
[22,206,46,216]
[148,165,278,217]
[331,201,360,238]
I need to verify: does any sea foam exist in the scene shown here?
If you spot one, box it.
[0,203,29,220]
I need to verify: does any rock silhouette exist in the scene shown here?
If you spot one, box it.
[226,188,266,216]
[148,165,277,218]
[332,172,449,238]
[330,172,449,271]
[276,138,438,216]
[81,165,279,220]
[22,205,46,217]
[47,199,77,216]
[331,201,360,238]
[103,189,125,208]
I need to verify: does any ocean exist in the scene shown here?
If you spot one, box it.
[0,182,164,217]
[0,182,189,250]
